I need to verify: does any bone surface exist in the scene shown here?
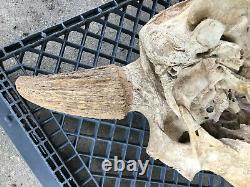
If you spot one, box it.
[16,0,250,186]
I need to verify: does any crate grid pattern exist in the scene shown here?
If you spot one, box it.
[0,0,232,186]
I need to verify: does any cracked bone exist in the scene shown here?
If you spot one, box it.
[16,0,250,186]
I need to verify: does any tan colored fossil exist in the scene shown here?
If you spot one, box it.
[16,0,250,186]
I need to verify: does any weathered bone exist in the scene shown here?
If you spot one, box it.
[16,65,133,119]
[16,0,250,186]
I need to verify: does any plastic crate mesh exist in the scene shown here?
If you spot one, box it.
[0,0,233,186]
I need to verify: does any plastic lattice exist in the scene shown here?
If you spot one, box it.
[0,0,233,186]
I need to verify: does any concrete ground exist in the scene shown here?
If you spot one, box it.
[0,0,105,186]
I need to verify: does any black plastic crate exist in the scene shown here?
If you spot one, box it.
[0,0,233,186]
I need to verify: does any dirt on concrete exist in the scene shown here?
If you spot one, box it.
[0,0,109,47]
[0,127,41,187]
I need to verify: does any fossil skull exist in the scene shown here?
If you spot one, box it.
[16,0,250,186]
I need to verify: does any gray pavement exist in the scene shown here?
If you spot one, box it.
[0,0,104,186]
